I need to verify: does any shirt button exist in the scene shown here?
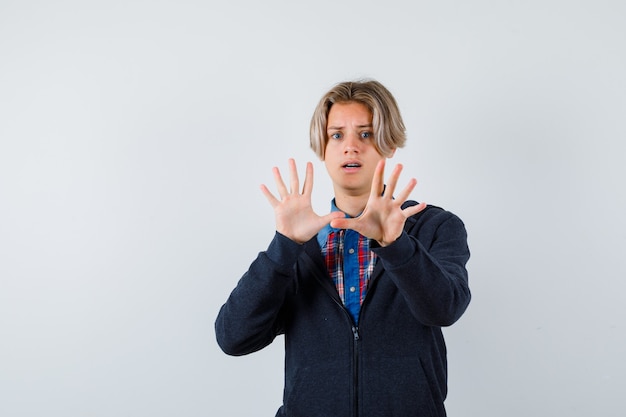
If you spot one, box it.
[348,248,355,254]
[350,286,356,293]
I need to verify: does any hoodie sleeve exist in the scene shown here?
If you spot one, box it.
[372,206,471,327]
[215,232,303,356]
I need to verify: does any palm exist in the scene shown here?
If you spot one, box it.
[261,159,344,244]
[330,161,426,246]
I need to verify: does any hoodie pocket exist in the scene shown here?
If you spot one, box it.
[361,355,439,416]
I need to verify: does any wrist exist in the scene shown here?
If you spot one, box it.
[376,232,402,247]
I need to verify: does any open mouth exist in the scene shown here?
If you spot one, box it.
[343,163,361,168]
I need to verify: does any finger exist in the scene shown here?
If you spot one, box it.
[384,163,403,198]
[260,184,280,207]
[272,166,289,198]
[330,216,354,230]
[370,159,386,198]
[302,162,314,196]
[395,177,418,204]
[402,201,427,217]
[288,158,300,195]
[322,210,345,226]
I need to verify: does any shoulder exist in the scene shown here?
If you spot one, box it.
[401,201,467,236]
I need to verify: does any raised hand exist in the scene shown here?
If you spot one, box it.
[330,160,427,246]
[261,159,345,244]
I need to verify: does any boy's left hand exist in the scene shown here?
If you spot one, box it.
[330,160,426,246]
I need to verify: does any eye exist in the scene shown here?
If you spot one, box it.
[360,131,372,139]
[330,132,342,140]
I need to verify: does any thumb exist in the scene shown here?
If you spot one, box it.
[323,211,346,225]
[329,215,354,230]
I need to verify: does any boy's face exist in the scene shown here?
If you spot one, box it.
[324,101,392,198]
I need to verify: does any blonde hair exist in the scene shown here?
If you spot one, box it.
[310,79,406,160]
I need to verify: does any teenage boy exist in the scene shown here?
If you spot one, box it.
[215,80,471,417]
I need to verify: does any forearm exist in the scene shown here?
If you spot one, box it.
[373,215,471,327]
[215,232,303,355]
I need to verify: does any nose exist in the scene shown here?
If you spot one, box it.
[343,134,360,154]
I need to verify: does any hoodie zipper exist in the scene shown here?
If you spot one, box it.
[349,273,380,417]
[326,278,382,417]
[324,291,361,417]
[352,325,360,417]
[308,251,375,417]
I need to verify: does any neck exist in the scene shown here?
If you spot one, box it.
[334,192,368,218]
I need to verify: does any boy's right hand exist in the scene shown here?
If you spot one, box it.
[260,158,344,244]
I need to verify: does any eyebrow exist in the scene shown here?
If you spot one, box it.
[327,123,373,130]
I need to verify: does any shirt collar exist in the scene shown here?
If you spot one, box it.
[317,199,349,249]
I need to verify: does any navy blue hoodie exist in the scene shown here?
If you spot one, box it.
[216,203,471,417]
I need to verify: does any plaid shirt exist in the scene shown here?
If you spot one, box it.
[317,201,377,324]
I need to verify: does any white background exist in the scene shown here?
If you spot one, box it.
[1,1,625,416]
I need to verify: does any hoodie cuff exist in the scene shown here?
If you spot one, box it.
[371,231,415,267]
[266,231,305,269]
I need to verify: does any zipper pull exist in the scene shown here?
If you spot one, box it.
[352,326,360,341]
